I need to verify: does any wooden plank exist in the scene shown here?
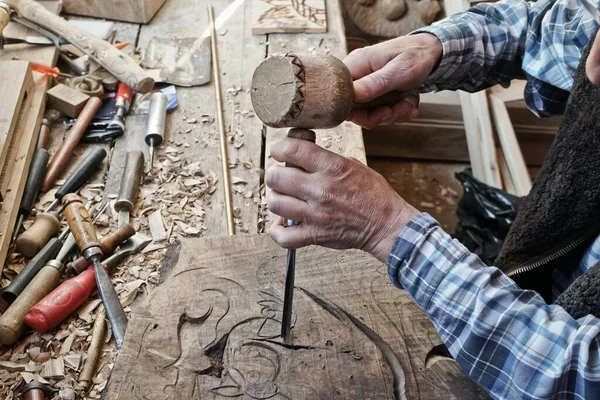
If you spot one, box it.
[61,0,167,24]
[118,0,266,236]
[252,0,327,34]
[497,149,517,196]
[0,45,58,275]
[489,93,531,196]
[489,80,526,103]
[106,235,489,399]
[0,61,34,200]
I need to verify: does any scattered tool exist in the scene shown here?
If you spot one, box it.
[115,151,144,227]
[209,4,235,236]
[42,97,103,192]
[107,82,134,133]
[3,203,109,303]
[250,53,420,340]
[37,109,61,150]
[11,148,50,245]
[0,230,75,345]
[21,380,54,400]
[0,0,153,92]
[62,194,128,348]
[25,228,145,333]
[2,232,66,304]
[44,147,107,212]
[145,92,167,171]
[79,306,106,390]
[14,211,60,258]
[47,83,90,118]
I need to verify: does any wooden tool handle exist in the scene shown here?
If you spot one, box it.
[353,90,420,110]
[0,7,9,40]
[0,261,63,345]
[115,151,144,214]
[9,0,154,93]
[43,97,102,192]
[15,212,60,258]
[62,193,101,255]
[69,223,136,274]
[79,306,106,389]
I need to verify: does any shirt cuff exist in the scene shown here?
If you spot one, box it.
[387,213,469,310]
[409,19,475,92]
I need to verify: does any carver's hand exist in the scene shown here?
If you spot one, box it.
[344,33,442,129]
[266,138,419,263]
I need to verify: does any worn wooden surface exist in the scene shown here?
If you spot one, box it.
[106,235,488,399]
[252,0,327,34]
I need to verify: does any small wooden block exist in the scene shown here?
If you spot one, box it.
[61,0,166,24]
[47,83,90,118]
[252,0,327,34]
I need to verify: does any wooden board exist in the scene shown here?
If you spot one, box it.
[0,44,58,275]
[252,0,328,34]
[106,235,488,399]
[107,0,266,236]
[0,61,34,200]
[61,0,166,24]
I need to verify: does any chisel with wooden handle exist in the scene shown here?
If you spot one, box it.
[0,0,154,93]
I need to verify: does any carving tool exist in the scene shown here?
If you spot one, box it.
[21,380,54,400]
[79,306,105,390]
[251,53,419,340]
[3,202,108,304]
[0,229,75,345]
[209,4,235,236]
[62,194,128,348]
[42,97,103,192]
[25,230,148,333]
[11,148,50,245]
[44,147,107,212]
[114,151,144,227]
[0,0,153,92]
[106,82,133,133]
[145,92,167,171]
[37,109,61,150]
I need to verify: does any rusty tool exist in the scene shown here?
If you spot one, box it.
[251,53,419,340]
[24,228,146,333]
[145,92,167,171]
[79,306,105,390]
[107,82,133,133]
[115,151,144,227]
[0,0,153,92]
[43,97,103,192]
[62,194,128,348]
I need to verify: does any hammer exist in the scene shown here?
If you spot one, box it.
[251,53,419,339]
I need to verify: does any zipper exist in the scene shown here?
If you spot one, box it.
[507,224,600,278]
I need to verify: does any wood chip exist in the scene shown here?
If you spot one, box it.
[0,361,41,372]
[419,201,435,208]
[19,371,36,383]
[42,357,65,379]
[174,220,201,235]
[60,332,76,355]
[148,210,167,242]
[183,178,202,187]
[78,299,102,323]
[124,279,145,294]
[64,354,81,371]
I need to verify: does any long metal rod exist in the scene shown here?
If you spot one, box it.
[281,247,296,340]
[208,4,235,236]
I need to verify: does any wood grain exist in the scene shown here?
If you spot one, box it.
[252,0,327,34]
[106,235,488,399]
[0,61,33,201]
[61,0,166,24]
[0,44,58,276]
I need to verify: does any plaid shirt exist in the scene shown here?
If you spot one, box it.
[414,0,599,117]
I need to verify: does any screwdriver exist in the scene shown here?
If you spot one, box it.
[115,151,144,227]
[11,148,50,245]
[43,97,102,192]
[24,226,141,333]
[145,92,167,170]
[62,193,128,348]
[45,147,107,212]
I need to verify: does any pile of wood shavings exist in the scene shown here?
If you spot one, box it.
[0,149,218,399]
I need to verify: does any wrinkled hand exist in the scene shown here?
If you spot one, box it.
[266,138,419,263]
[344,33,442,129]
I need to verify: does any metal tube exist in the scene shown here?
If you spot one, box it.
[208,4,235,236]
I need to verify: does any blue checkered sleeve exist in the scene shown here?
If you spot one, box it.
[389,213,600,399]
[412,0,598,117]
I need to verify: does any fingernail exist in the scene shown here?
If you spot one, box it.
[409,108,420,120]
